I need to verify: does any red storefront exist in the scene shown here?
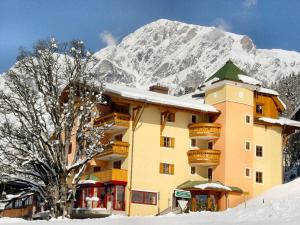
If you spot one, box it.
[75,181,126,211]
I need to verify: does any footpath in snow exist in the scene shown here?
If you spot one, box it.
[2,178,300,225]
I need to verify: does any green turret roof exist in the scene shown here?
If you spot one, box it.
[206,60,247,83]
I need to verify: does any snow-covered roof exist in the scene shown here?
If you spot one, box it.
[238,74,262,86]
[256,87,279,96]
[104,83,218,113]
[178,93,204,104]
[277,97,287,110]
[203,77,219,87]
[258,117,300,128]
[194,182,232,191]
[78,180,98,185]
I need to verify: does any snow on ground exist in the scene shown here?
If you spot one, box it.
[2,178,300,225]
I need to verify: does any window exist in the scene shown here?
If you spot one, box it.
[131,191,157,205]
[144,192,157,205]
[245,141,251,151]
[160,136,175,148]
[191,166,196,175]
[208,141,213,150]
[131,191,143,204]
[115,134,123,141]
[191,139,196,147]
[245,115,251,124]
[245,168,251,177]
[94,166,101,172]
[208,168,213,180]
[256,171,263,183]
[256,145,263,157]
[192,115,197,123]
[14,199,23,208]
[113,160,122,169]
[68,143,72,154]
[166,112,175,122]
[256,104,263,114]
[160,163,174,175]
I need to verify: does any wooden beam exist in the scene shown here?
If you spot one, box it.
[132,105,145,131]
[160,111,170,134]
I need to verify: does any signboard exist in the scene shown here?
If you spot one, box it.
[174,190,191,199]
[177,199,188,211]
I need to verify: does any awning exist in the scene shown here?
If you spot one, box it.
[177,180,243,193]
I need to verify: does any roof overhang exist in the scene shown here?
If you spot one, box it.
[103,83,220,114]
[177,180,243,193]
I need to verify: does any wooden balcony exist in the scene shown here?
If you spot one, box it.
[187,149,221,166]
[81,169,128,183]
[96,141,129,160]
[188,123,221,140]
[94,112,130,132]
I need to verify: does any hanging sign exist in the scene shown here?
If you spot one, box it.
[174,190,191,199]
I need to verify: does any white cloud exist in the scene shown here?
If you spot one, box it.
[99,31,117,46]
[243,0,257,8]
[213,18,231,32]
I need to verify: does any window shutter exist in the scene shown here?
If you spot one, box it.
[159,163,163,174]
[171,138,175,148]
[160,136,164,147]
[170,164,174,175]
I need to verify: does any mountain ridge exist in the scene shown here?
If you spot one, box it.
[92,19,300,92]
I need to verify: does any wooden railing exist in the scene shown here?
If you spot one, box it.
[188,123,221,139]
[94,112,130,127]
[98,141,129,158]
[93,169,128,183]
[187,149,221,166]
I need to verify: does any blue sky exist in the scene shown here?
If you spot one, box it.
[0,0,300,73]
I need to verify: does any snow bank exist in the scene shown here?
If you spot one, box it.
[4,170,300,225]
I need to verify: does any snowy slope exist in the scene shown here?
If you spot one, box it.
[3,178,300,224]
[93,19,300,91]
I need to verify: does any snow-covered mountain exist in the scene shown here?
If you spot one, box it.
[93,19,300,91]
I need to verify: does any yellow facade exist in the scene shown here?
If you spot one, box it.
[74,79,288,217]
[125,106,212,215]
[204,81,284,208]
[253,124,283,196]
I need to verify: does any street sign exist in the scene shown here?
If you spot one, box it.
[174,190,191,199]
[177,199,188,211]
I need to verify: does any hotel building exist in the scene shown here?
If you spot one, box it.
[71,61,300,217]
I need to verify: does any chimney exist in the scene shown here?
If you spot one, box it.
[149,84,169,94]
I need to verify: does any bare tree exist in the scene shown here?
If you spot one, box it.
[0,38,107,217]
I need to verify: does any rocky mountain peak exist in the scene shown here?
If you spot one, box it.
[93,19,300,93]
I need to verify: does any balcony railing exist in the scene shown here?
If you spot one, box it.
[82,169,128,183]
[94,112,130,129]
[188,123,221,139]
[187,149,221,166]
[97,141,129,160]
